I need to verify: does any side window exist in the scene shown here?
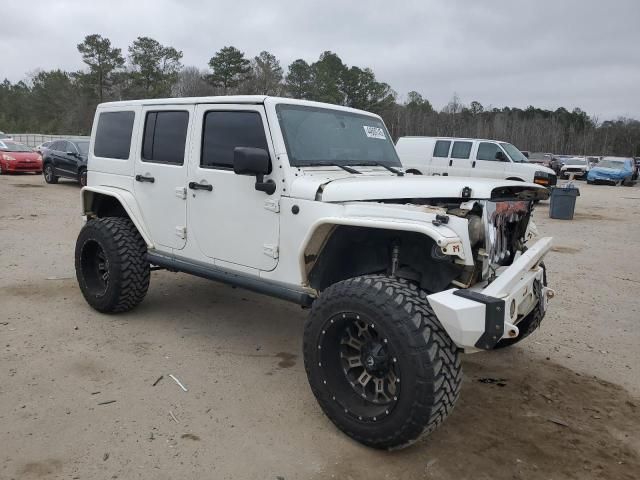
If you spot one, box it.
[201,111,268,169]
[451,141,472,159]
[49,141,61,151]
[476,142,502,161]
[142,111,189,165]
[94,111,135,160]
[433,140,451,158]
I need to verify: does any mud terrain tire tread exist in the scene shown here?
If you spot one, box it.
[303,274,462,449]
[75,217,150,313]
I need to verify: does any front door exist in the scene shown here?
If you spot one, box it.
[134,106,193,251]
[188,104,279,272]
[474,142,507,180]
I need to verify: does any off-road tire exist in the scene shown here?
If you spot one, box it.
[303,275,462,450]
[75,217,150,313]
[43,164,58,184]
[494,280,545,349]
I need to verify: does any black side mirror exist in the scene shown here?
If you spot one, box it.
[522,151,529,158]
[495,151,506,161]
[233,147,275,195]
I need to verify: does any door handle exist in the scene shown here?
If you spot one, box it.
[135,174,155,183]
[449,159,453,166]
[472,161,476,168]
[188,181,213,192]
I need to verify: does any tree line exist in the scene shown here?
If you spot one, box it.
[1,34,638,157]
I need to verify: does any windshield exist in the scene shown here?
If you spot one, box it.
[276,104,401,167]
[598,159,626,169]
[500,143,529,163]
[0,140,33,152]
[565,159,586,165]
[76,141,90,155]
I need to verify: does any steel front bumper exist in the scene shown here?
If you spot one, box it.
[427,237,554,351]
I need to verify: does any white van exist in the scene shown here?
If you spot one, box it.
[396,137,557,188]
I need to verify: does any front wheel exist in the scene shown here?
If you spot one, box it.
[78,168,87,187]
[75,217,150,313]
[43,164,58,184]
[303,275,462,449]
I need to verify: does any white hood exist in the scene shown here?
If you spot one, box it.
[289,174,548,202]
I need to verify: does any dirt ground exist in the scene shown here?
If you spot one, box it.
[1,173,639,480]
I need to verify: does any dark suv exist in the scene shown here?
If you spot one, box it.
[42,139,90,186]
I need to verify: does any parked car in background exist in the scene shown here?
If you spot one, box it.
[0,140,42,174]
[35,140,54,155]
[549,155,571,175]
[528,152,552,167]
[396,136,557,188]
[587,157,637,186]
[42,139,90,186]
[560,157,589,179]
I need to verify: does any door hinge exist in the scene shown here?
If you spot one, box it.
[175,187,187,199]
[264,199,280,213]
[176,226,187,239]
[263,244,279,259]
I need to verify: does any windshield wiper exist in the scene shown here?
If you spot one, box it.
[350,161,404,176]
[299,161,361,174]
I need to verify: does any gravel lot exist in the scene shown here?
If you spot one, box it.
[1,173,639,479]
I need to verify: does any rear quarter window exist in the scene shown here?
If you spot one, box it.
[94,111,135,160]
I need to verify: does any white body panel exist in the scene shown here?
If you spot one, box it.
[396,136,555,182]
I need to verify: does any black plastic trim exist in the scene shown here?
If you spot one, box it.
[453,289,505,349]
[147,251,315,307]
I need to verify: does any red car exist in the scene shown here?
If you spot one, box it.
[0,140,43,174]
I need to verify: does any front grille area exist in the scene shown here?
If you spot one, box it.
[484,201,531,265]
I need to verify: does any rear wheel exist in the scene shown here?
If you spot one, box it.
[304,275,462,449]
[43,164,58,184]
[75,217,150,313]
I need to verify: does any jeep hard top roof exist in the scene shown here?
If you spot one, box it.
[398,136,504,143]
[96,96,381,118]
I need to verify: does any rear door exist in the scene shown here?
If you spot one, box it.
[58,141,79,177]
[49,141,66,176]
[474,142,506,179]
[188,104,280,272]
[134,106,193,251]
[448,140,474,177]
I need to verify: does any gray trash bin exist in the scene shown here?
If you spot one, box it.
[549,186,580,220]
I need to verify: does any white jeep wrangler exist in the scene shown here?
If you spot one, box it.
[75,96,553,449]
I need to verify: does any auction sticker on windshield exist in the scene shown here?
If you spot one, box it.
[363,126,386,139]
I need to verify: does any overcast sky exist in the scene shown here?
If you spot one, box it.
[1,0,639,120]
